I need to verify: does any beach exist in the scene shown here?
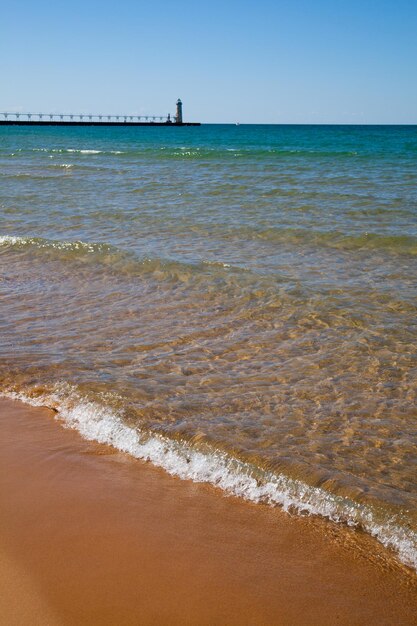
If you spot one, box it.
[1,396,417,625]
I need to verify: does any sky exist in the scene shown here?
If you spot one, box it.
[1,0,416,124]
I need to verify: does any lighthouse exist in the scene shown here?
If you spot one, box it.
[175,98,183,124]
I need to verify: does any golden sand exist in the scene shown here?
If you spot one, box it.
[1,397,416,625]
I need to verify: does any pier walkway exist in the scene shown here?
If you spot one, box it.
[0,112,200,127]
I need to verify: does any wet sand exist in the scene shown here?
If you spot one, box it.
[1,397,416,626]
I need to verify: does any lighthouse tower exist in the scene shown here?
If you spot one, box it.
[175,99,183,124]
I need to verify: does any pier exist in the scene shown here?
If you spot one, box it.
[0,99,200,127]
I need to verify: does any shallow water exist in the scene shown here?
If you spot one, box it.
[1,124,416,568]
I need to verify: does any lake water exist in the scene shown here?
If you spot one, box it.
[1,123,416,569]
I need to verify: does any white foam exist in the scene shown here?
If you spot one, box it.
[67,149,101,154]
[32,148,122,156]
[2,385,416,572]
[0,235,107,253]
[57,149,123,155]
[0,235,23,245]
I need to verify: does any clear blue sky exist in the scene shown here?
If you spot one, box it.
[1,0,416,123]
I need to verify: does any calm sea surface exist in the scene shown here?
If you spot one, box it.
[1,124,416,568]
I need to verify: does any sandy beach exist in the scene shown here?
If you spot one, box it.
[1,397,416,625]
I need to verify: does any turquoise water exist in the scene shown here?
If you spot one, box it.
[1,124,416,569]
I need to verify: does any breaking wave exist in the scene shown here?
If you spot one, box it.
[0,234,115,255]
[0,234,256,287]
[2,384,416,572]
[1,226,416,271]
[33,148,124,155]
[1,144,403,161]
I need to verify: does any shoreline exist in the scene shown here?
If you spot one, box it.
[1,397,416,625]
[5,386,415,572]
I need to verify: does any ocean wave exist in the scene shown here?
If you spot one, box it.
[8,146,373,160]
[2,383,416,572]
[0,235,115,255]
[151,147,367,161]
[1,234,416,307]
[1,224,416,276]
[0,235,247,286]
[29,148,124,155]
[65,149,101,154]
[64,149,123,155]
[179,223,417,255]
[240,226,417,254]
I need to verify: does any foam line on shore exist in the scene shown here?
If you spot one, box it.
[2,385,416,572]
